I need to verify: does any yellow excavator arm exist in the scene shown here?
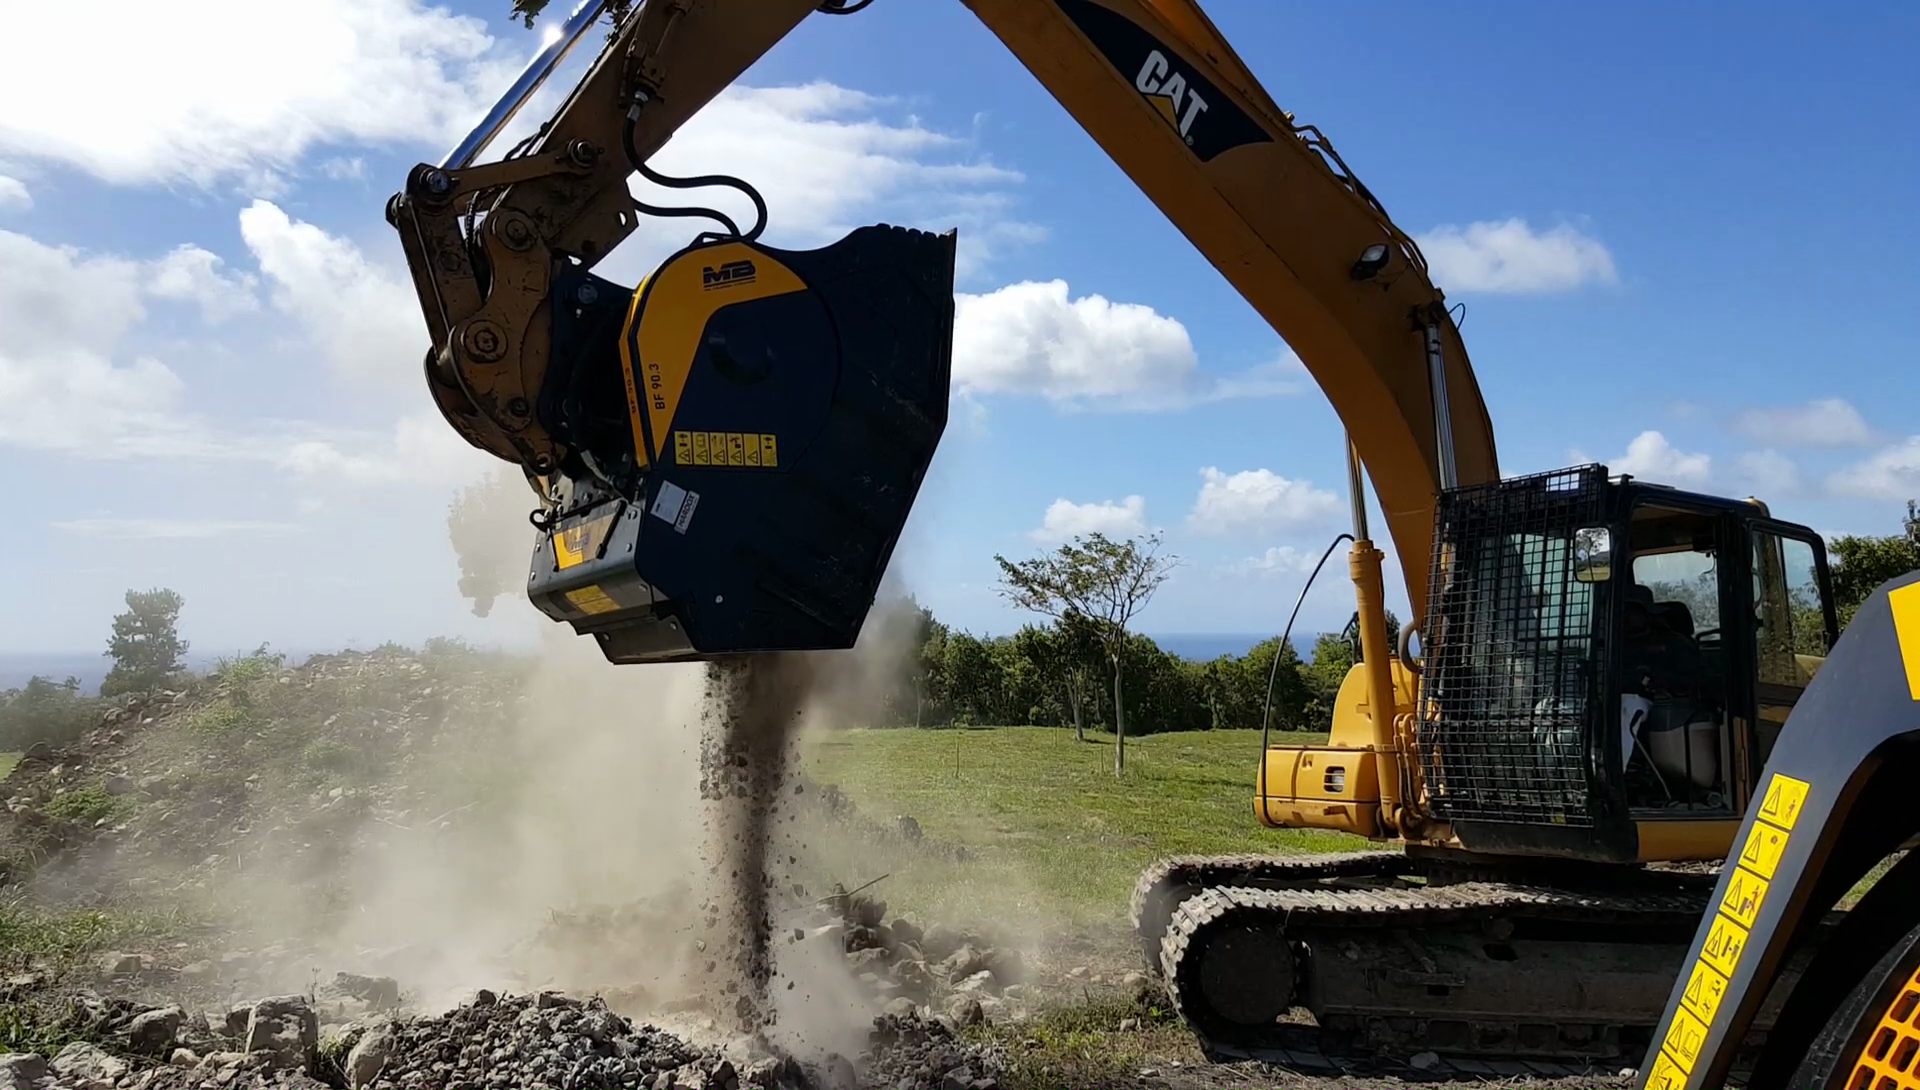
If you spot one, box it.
[389,0,1496,642]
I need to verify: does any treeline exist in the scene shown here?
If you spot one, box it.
[824,600,1396,737]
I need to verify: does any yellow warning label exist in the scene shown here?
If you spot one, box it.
[672,431,780,468]
[1738,819,1790,881]
[1661,1005,1710,1074]
[553,512,615,571]
[1891,581,1920,701]
[1646,1048,1690,1088]
[1681,958,1731,1026]
[563,585,620,616]
[1700,907,1751,977]
[1720,867,1770,929]
[1757,773,1811,831]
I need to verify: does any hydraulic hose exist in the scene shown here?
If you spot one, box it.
[1256,533,1355,811]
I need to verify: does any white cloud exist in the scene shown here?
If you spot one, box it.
[1416,218,1617,294]
[597,82,1041,284]
[1187,467,1342,536]
[1732,449,1801,497]
[952,280,1297,410]
[148,244,260,322]
[320,157,368,181]
[1730,398,1874,448]
[1028,495,1149,543]
[1220,545,1318,579]
[0,0,522,187]
[0,228,205,458]
[239,200,423,392]
[0,176,29,211]
[1604,430,1713,487]
[1829,438,1920,501]
[49,519,300,540]
[278,412,496,490]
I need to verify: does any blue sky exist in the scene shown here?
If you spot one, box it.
[1,1,1916,657]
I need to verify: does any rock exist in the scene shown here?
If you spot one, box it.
[889,918,923,946]
[225,1003,254,1037]
[847,947,891,974]
[196,1051,248,1071]
[345,1024,391,1089]
[985,948,1024,985]
[940,945,990,982]
[939,1069,975,1090]
[1117,1017,1140,1032]
[1121,970,1149,989]
[128,1005,184,1053]
[882,997,918,1019]
[103,774,132,796]
[4,973,41,991]
[97,951,143,977]
[244,995,319,1068]
[534,989,578,1009]
[0,1054,46,1090]
[920,924,964,961]
[51,1042,130,1089]
[468,987,497,1007]
[945,997,984,1028]
[332,972,401,1007]
[953,970,996,995]
[1067,966,1089,979]
[1409,1050,1440,1070]
[895,815,922,841]
[179,959,216,983]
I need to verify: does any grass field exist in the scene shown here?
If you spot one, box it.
[0,753,17,780]
[801,726,1355,937]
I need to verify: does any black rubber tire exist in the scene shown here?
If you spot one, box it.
[1789,914,1920,1088]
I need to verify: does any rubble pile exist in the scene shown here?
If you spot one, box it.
[0,982,1000,1090]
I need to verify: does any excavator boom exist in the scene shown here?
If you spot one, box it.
[390,0,1497,638]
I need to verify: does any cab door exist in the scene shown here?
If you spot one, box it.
[1736,520,1839,799]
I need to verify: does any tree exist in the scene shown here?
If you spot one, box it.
[995,531,1178,774]
[1829,500,1920,628]
[1013,616,1105,741]
[101,589,188,697]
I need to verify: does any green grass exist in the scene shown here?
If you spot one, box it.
[801,726,1355,933]
[0,753,18,780]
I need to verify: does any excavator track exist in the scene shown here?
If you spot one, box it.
[1129,850,1409,971]
[1140,859,1812,1071]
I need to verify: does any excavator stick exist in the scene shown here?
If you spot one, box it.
[1641,570,1920,1088]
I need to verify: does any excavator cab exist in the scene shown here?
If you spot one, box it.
[1416,464,1839,863]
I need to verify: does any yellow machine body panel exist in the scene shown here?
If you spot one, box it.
[1259,660,1416,838]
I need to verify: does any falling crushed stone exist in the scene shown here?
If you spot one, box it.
[698,652,815,1038]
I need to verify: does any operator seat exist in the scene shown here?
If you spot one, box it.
[1655,601,1696,639]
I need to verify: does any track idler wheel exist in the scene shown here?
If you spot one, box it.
[1163,889,1298,1049]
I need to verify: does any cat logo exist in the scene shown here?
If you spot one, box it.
[1055,0,1270,163]
[1134,48,1208,143]
[701,259,757,290]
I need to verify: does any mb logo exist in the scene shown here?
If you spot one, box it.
[701,259,757,290]
[1134,48,1208,143]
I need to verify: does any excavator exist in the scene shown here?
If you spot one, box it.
[386,1,1920,1085]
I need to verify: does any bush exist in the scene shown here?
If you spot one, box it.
[0,677,102,753]
[185,702,252,740]
[42,785,131,826]
[212,643,286,686]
